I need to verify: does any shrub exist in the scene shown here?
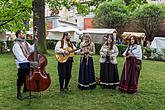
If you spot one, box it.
[46,39,57,50]
[94,43,102,55]
[26,40,33,44]
[0,41,12,54]
[4,39,165,61]
[143,47,153,59]
[143,47,165,61]
[6,41,14,51]
[116,44,127,56]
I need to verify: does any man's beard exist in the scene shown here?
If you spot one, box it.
[21,36,25,39]
[66,38,70,41]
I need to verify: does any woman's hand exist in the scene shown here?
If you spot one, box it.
[84,50,89,54]
[126,53,134,58]
[64,50,69,55]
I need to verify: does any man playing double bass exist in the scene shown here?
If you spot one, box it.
[55,32,78,92]
[12,30,37,100]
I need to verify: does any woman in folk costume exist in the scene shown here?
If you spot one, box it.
[99,34,119,89]
[78,34,96,90]
[119,36,142,94]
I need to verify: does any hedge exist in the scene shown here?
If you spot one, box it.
[0,40,127,56]
[143,47,165,61]
[3,40,164,61]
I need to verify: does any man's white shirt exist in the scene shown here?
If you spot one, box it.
[12,42,34,68]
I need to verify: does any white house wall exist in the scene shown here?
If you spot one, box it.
[47,31,77,42]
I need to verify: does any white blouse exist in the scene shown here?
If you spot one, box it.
[99,44,119,64]
[123,44,142,60]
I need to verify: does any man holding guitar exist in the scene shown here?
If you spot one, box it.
[55,32,78,92]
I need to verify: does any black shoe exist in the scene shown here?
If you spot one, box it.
[108,85,116,89]
[64,87,71,92]
[60,88,65,92]
[23,88,28,93]
[17,93,23,100]
[64,87,72,95]
[23,85,28,93]
[101,85,107,89]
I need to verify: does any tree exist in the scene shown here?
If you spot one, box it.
[0,0,47,54]
[46,0,90,16]
[33,0,47,54]
[94,0,129,29]
[75,2,90,16]
[46,0,72,16]
[89,0,109,8]
[126,0,147,12]
[38,0,90,53]
[0,0,32,32]
[124,0,147,6]
[133,4,165,41]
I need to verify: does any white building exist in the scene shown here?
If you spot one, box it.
[47,26,81,42]
[45,2,95,30]
[147,0,165,4]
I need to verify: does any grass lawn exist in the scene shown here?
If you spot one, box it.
[0,52,165,110]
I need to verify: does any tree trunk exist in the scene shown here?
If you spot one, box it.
[23,20,29,31]
[32,0,47,54]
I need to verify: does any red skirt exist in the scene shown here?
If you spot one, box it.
[119,57,142,94]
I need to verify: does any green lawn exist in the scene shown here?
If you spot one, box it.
[0,53,165,110]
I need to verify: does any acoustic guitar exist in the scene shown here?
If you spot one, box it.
[55,43,89,63]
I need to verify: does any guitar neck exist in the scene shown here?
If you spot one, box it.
[69,48,79,53]
[68,44,90,53]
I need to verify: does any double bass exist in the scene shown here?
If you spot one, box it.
[25,27,51,92]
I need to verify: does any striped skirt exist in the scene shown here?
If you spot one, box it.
[78,57,96,90]
[100,62,119,89]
